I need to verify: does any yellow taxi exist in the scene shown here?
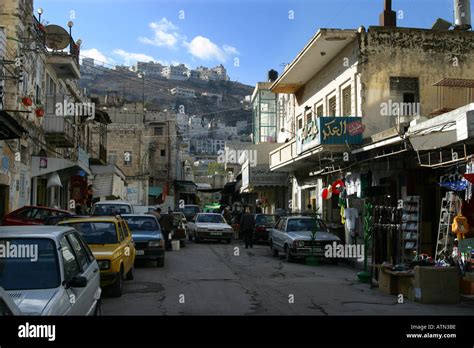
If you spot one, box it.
[58,215,136,297]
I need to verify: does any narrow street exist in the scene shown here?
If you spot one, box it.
[102,241,474,316]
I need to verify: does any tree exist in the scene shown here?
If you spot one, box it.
[207,162,225,176]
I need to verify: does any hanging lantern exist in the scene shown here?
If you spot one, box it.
[332,179,345,195]
[322,188,329,200]
[22,97,33,107]
[35,108,45,117]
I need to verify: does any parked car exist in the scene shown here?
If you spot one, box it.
[269,216,341,262]
[188,213,233,243]
[44,214,90,225]
[172,212,187,247]
[176,204,201,222]
[1,206,73,226]
[0,226,101,315]
[122,214,165,267]
[91,200,134,216]
[58,216,136,297]
[0,286,21,315]
[254,214,277,242]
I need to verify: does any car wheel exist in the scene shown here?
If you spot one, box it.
[157,257,165,267]
[109,268,124,297]
[284,245,293,263]
[329,258,338,265]
[195,235,200,243]
[126,264,135,280]
[226,239,231,244]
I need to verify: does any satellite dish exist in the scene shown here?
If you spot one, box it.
[44,25,70,50]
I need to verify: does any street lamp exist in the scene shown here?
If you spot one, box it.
[37,8,43,23]
[67,21,74,38]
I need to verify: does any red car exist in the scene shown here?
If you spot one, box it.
[1,206,73,226]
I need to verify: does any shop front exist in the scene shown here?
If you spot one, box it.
[31,155,91,211]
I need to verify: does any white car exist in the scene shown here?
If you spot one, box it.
[188,213,233,244]
[0,286,21,315]
[0,226,102,315]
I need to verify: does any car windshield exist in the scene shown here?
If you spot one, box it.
[93,204,131,215]
[0,238,60,290]
[124,217,160,232]
[287,219,327,232]
[196,214,225,223]
[63,222,119,244]
[256,215,276,225]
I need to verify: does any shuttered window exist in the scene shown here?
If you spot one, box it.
[342,86,351,116]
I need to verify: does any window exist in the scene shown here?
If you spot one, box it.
[316,104,324,117]
[297,116,303,129]
[389,77,420,116]
[328,96,336,116]
[154,127,163,136]
[305,109,312,124]
[120,221,130,238]
[59,237,81,283]
[67,233,89,269]
[160,149,166,157]
[342,86,352,116]
[108,151,117,165]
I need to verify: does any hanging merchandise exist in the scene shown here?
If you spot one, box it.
[464,173,474,184]
[452,212,469,240]
[322,185,332,200]
[332,179,345,195]
[438,173,468,191]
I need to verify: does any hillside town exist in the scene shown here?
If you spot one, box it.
[1,0,474,338]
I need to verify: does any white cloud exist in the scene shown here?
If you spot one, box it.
[183,36,239,63]
[112,49,156,65]
[139,18,182,48]
[80,48,112,65]
[222,44,240,56]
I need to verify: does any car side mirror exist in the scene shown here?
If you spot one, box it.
[67,276,88,288]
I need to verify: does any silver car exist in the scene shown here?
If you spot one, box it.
[269,216,341,262]
[0,226,101,315]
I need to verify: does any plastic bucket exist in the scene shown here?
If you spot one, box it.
[171,240,180,251]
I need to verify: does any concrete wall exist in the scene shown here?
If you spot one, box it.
[360,27,474,137]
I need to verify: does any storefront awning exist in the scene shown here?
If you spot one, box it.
[0,111,27,140]
[31,156,92,177]
[408,104,474,151]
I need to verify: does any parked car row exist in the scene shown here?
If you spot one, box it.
[0,201,170,315]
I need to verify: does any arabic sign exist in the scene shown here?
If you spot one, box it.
[297,117,363,154]
[242,164,288,191]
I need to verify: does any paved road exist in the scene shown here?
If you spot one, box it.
[102,241,474,315]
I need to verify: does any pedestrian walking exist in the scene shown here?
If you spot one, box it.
[239,206,255,249]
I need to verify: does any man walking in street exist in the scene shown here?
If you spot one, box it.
[154,207,173,251]
[239,206,255,249]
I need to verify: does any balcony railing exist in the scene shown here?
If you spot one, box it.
[43,116,75,148]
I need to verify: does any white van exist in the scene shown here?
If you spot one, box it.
[91,200,134,216]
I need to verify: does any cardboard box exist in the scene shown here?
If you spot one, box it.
[397,276,415,301]
[460,276,474,295]
[413,266,459,304]
[378,268,398,295]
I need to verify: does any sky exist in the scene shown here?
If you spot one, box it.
[35,0,458,86]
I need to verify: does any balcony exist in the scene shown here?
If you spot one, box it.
[43,116,75,148]
[270,116,364,172]
[46,39,81,80]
